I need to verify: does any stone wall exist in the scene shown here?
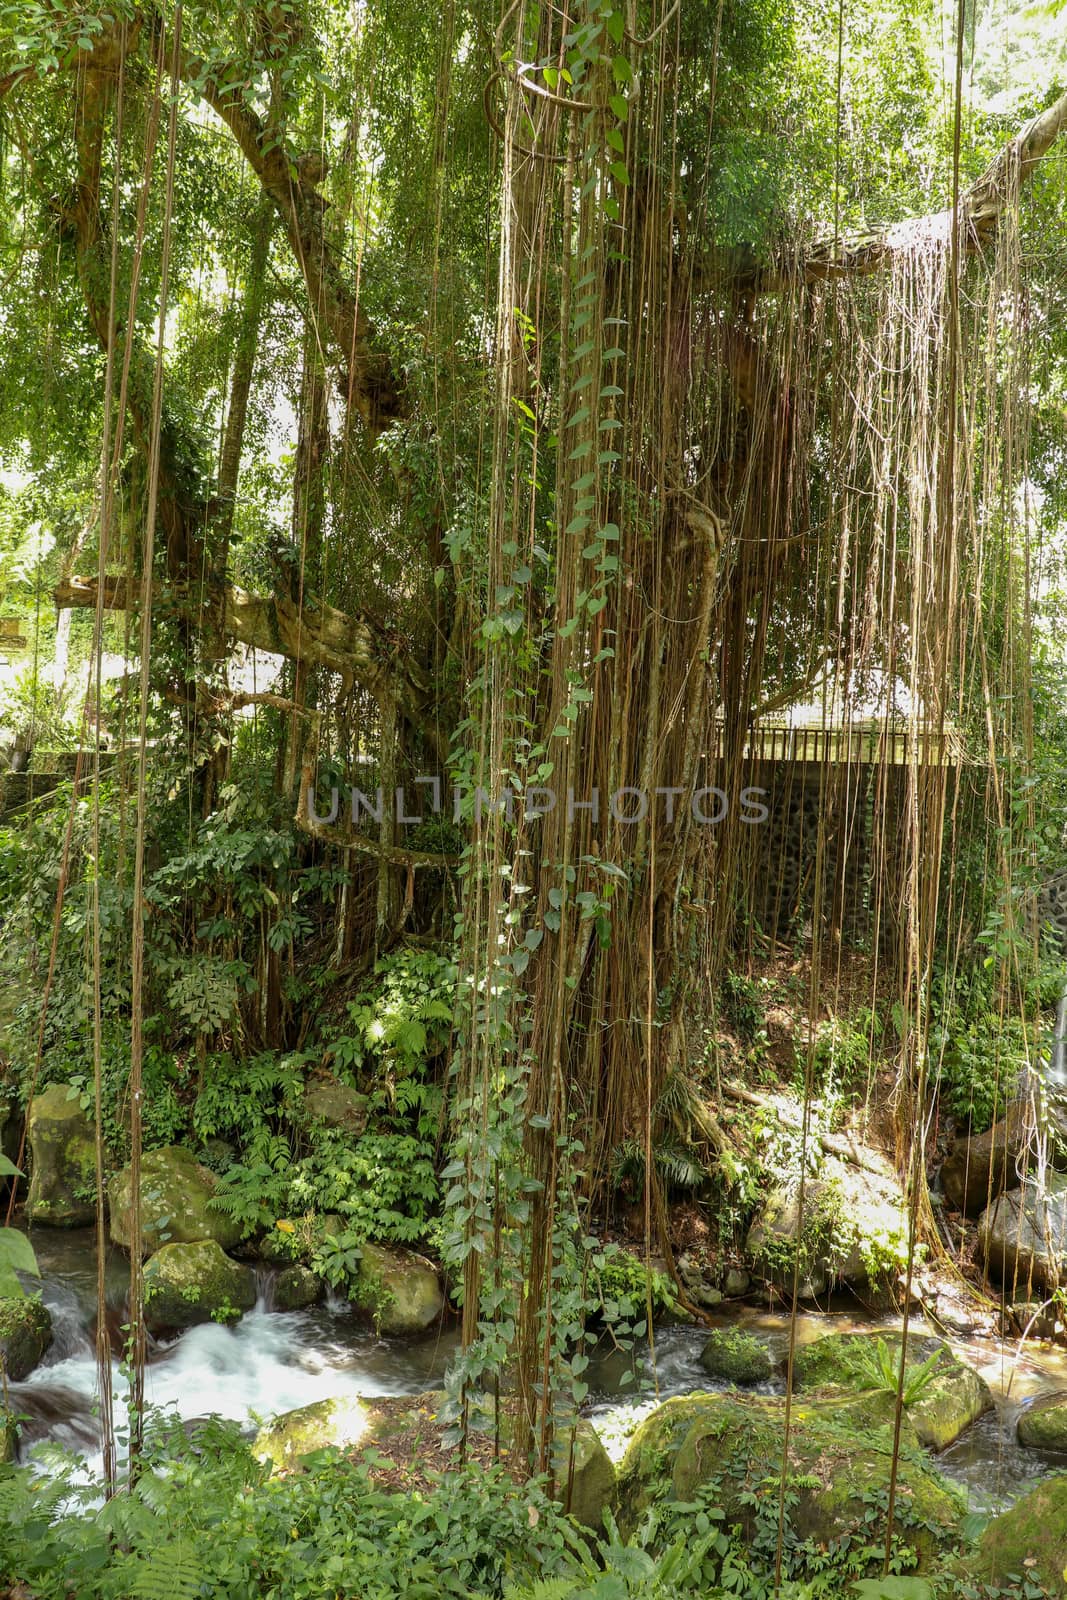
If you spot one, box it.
[738,760,908,944]
[0,753,117,821]
[738,762,1067,955]
[1039,870,1067,952]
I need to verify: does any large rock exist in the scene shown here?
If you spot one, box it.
[356,1243,443,1334]
[699,1327,773,1385]
[962,1475,1067,1592]
[792,1331,992,1451]
[615,1390,961,1565]
[940,1104,1031,1216]
[26,1084,96,1226]
[747,1154,908,1291]
[562,1420,616,1532]
[1016,1391,1067,1451]
[0,1295,52,1380]
[254,1394,385,1470]
[978,1174,1067,1292]
[273,1265,323,1311]
[109,1146,242,1255]
[142,1240,256,1333]
[303,1077,369,1134]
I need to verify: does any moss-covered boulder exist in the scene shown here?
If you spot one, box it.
[747,1155,908,1292]
[356,1243,443,1334]
[616,1390,961,1566]
[563,1420,617,1533]
[0,1295,52,1380]
[791,1331,992,1451]
[699,1327,774,1385]
[961,1475,1067,1593]
[142,1240,256,1333]
[253,1394,385,1470]
[979,1176,1067,1293]
[26,1084,96,1227]
[273,1265,324,1311]
[1017,1392,1067,1452]
[303,1077,369,1135]
[109,1146,242,1255]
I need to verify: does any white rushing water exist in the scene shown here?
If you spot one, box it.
[10,1237,455,1476]
[10,1229,1067,1511]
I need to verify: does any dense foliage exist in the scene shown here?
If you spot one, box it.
[1,0,1067,1591]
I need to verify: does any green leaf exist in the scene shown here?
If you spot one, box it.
[0,1228,40,1279]
[852,1580,934,1600]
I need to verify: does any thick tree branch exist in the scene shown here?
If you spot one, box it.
[5,15,404,431]
[54,574,439,747]
[172,36,404,430]
[296,816,458,870]
[740,87,1067,292]
[67,50,205,583]
[48,40,426,745]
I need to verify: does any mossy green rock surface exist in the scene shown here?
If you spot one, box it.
[109,1145,242,1254]
[303,1077,369,1134]
[254,1395,388,1470]
[1017,1393,1067,1452]
[791,1331,992,1451]
[616,1390,961,1566]
[563,1421,617,1533]
[356,1242,443,1333]
[962,1475,1067,1592]
[273,1265,323,1310]
[26,1085,96,1227]
[746,1155,908,1291]
[0,1295,52,1380]
[142,1240,256,1332]
[699,1327,773,1385]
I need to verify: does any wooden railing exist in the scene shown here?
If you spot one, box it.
[711,721,966,766]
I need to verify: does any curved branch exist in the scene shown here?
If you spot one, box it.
[743,87,1067,293]
[54,574,442,753]
[172,34,404,430]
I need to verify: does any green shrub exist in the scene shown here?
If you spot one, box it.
[930,1013,1029,1134]
[0,1419,585,1600]
[591,1247,682,1322]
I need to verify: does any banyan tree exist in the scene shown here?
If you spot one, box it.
[2,0,1067,1508]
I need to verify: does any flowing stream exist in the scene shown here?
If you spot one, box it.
[11,1229,1067,1512]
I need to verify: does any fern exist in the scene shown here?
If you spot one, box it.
[503,1584,584,1600]
[116,1540,205,1600]
[610,1137,707,1196]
